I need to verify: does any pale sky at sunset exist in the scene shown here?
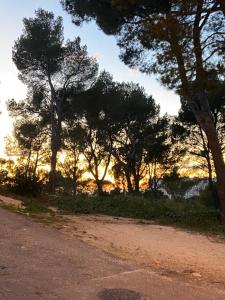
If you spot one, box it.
[0,0,180,155]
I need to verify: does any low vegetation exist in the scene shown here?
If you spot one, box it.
[1,2,225,233]
[1,181,224,235]
[55,191,225,235]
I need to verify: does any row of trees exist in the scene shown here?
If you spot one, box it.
[6,72,225,196]
[5,9,184,196]
[60,0,225,220]
[7,66,180,194]
[2,1,225,219]
[12,9,98,193]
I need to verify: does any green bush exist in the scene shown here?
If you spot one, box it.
[56,194,224,233]
[9,171,43,197]
[197,184,219,209]
[23,200,51,214]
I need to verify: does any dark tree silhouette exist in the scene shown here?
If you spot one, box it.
[73,72,116,194]
[12,9,98,193]
[61,0,170,34]
[174,82,225,195]
[107,82,160,192]
[62,0,225,221]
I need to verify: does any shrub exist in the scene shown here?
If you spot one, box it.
[197,184,219,209]
[23,200,51,213]
[56,194,224,233]
[9,171,43,197]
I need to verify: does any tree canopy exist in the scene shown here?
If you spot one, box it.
[61,0,225,221]
[61,0,170,34]
[12,9,98,193]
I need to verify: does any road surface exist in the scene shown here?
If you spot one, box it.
[0,207,225,300]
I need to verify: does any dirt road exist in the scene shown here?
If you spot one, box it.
[1,207,225,300]
[57,214,225,285]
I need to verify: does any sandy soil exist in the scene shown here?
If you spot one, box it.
[1,194,225,285]
[2,207,225,300]
[56,214,225,285]
[0,194,23,208]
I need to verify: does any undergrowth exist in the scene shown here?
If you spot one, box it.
[56,193,225,234]
[1,184,224,235]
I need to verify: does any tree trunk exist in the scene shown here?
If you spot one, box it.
[33,150,39,180]
[25,148,32,178]
[73,166,77,196]
[49,115,60,194]
[96,180,103,194]
[133,173,140,193]
[195,111,225,221]
[49,146,57,194]
[206,153,213,187]
[166,10,225,220]
[48,74,61,194]
[204,149,219,208]
[198,126,214,188]
[191,3,225,217]
[151,161,158,192]
[125,171,133,193]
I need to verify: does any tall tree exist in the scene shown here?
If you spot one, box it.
[13,120,49,180]
[74,72,116,194]
[61,124,87,195]
[12,9,98,193]
[144,116,181,191]
[173,112,214,184]
[61,0,171,34]
[174,82,225,190]
[62,0,225,220]
[0,158,14,185]
[108,82,159,192]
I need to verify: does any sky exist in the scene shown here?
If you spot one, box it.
[0,0,180,155]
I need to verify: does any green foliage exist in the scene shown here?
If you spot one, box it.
[61,0,170,34]
[12,8,98,193]
[197,185,219,209]
[62,1,224,88]
[56,194,224,233]
[13,9,64,76]
[106,81,165,192]
[9,170,43,197]
[0,159,9,184]
[0,170,8,184]
[23,200,51,214]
